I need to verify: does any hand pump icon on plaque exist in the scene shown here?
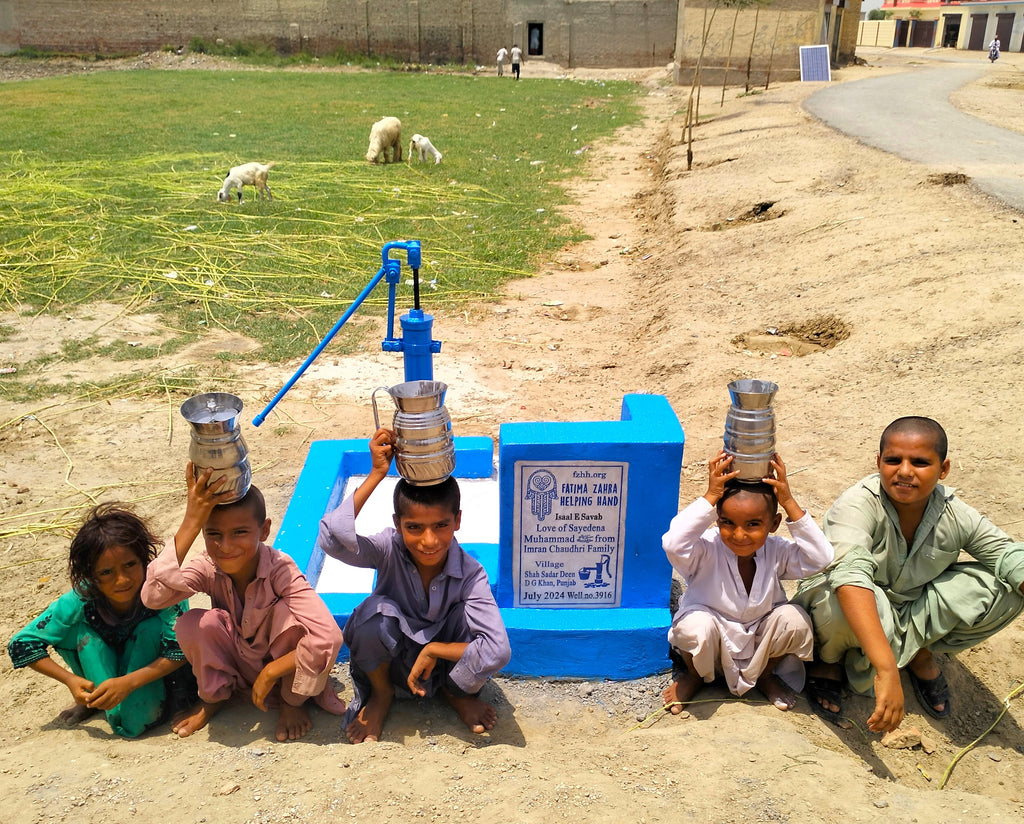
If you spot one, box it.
[577,554,613,588]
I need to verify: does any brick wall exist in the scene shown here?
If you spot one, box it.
[0,0,677,68]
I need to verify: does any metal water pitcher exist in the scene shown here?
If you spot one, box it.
[372,380,455,486]
[180,392,252,503]
[723,379,778,482]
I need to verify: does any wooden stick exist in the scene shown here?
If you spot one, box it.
[722,8,740,107]
[765,11,783,90]
[745,6,760,93]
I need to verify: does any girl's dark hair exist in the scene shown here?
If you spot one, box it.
[68,503,160,598]
[715,480,778,517]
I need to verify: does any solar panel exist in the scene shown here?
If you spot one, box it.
[800,44,831,82]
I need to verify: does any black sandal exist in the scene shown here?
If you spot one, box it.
[909,669,951,719]
[805,675,845,726]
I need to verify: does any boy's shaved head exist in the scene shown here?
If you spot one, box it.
[393,476,461,519]
[880,417,948,461]
[214,484,267,524]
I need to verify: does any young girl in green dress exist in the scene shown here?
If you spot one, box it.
[8,504,195,737]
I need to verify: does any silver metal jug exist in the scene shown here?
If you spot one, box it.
[180,392,252,503]
[723,379,778,482]
[372,380,455,486]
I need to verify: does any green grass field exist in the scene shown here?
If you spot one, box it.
[0,68,640,375]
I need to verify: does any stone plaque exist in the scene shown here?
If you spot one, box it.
[512,460,628,608]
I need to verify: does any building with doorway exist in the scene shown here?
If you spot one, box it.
[1,0,856,80]
[0,0,676,68]
[857,0,1022,50]
[956,2,1021,50]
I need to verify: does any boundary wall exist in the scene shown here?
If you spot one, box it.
[674,0,862,86]
[857,20,897,48]
[0,0,676,68]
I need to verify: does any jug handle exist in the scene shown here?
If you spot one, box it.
[370,386,391,431]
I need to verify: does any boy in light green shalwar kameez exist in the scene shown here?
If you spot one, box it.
[796,417,1024,732]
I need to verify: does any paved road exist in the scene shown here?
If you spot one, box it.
[805,65,1024,212]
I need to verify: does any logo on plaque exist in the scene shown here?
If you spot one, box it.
[512,461,628,608]
[524,469,558,520]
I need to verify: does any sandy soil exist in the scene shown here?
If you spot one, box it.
[3,49,1024,822]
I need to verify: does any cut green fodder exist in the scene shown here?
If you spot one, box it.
[0,363,222,406]
[0,70,638,362]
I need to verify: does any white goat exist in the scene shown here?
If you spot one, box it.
[409,133,443,165]
[366,117,402,164]
[217,162,275,203]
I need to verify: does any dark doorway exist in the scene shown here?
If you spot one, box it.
[831,9,844,58]
[942,15,961,48]
[996,13,1013,49]
[968,14,988,50]
[895,19,910,47]
[528,23,543,56]
[909,20,936,48]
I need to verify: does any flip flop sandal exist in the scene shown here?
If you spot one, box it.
[909,669,951,719]
[805,675,846,727]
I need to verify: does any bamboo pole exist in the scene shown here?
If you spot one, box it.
[685,2,720,170]
[745,6,761,93]
[765,11,783,90]
[721,7,741,107]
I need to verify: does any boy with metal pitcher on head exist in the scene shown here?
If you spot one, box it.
[142,464,346,741]
[661,451,834,713]
[318,427,511,743]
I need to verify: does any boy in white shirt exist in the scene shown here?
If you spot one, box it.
[510,44,523,79]
[662,451,833,712]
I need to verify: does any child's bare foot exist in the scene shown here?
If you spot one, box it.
[444,690,497,733]
[171,700,223,738]
[276,701,312,741]
[756,673,798,711]
[346,689,393,743]
[58,703,98,725]
[662,669,703,714]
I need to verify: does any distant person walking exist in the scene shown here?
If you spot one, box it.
[989,38,1001,63]
[496,46,508,77]
[511,44,523,80]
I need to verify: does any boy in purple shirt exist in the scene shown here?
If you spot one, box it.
[318,428,511,743]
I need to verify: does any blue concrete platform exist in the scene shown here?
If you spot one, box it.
[276,395,684,680]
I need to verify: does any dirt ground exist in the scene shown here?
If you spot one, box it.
[3,48,1024,822]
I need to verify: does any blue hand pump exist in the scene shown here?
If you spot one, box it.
[252,240,440,427]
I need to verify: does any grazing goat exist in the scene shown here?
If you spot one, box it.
[217,162,275,203]
[366,117,402,164]
[409,133,443,165]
